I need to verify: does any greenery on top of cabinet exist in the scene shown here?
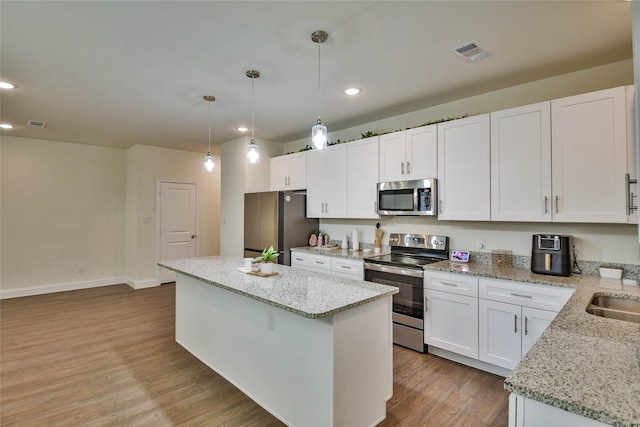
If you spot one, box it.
[288,114,468,154]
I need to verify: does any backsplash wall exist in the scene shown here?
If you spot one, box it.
[319,217,639,266]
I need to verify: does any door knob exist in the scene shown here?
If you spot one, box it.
[191,234,196,239]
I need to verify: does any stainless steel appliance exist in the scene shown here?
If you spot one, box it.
[364,233,449,352]
[377,179,437,216]
[244,191,319,266]
[531,234,573,277]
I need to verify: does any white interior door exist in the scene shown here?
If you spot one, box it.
[159,182,197,283]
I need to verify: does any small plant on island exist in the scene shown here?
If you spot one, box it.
[256,245,280,264]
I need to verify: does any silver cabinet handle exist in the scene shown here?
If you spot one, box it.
[340,265,352,270]
[555,195,559,214]
[284,176,287,186]
[440,282,459,287]
[514,314,518,333]
[626,173,638,215]
[314,260,326,265]
[295,258,304,262]
[407,161,411,174]
[325,202,328,213]
[510,293,533,299]
[544,196,549,214]
[439,200,443,214]
[424,297,428,312]
[524,317,529,336]
[401,162,405,175]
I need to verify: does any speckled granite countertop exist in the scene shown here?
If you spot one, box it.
[158,256,398,319]
[290,245,389,260]
[426,261,640,427]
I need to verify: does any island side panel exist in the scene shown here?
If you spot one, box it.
[333,295,393,427]
[175,273,334,427]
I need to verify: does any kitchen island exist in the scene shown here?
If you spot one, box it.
[158,256,398,427]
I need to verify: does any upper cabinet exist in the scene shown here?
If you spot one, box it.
[491,102,552,222]
[347,136,380,219]
[306,144,348,218]
[551,86,627,223]
[379,125,437,182]
[270,152,307,191]
[437,114,491,221]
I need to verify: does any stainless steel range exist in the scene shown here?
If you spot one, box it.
[363,233,449,353]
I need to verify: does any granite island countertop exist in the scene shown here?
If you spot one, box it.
[290,245,389,260]
[158,256,398,319]
[425,261,640,427]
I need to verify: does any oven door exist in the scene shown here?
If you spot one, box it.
[363,263,424,319]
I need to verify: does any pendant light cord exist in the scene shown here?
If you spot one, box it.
[208,100,212,152]
[251,74,255,141]
[317,40,322,120]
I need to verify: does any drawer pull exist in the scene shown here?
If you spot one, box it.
[514,314,518,333]
[314,260,326,265]
[510,293,533,299]
[340,265,352,269]
[524,317,529,336]
[440,282,459,287]
[295,258,303,262]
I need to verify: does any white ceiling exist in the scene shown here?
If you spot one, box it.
[0,1,633,153]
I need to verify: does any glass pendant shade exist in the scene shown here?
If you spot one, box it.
[247,139,260,164]
[312,118,328,150]
[204,152,215,172]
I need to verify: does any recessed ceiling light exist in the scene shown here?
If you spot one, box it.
[237,126,249,132]
[0,81,16,89]
[0,123,14,129]
[344,88,361,95]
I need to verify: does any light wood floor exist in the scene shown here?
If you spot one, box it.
[1,284,508,426]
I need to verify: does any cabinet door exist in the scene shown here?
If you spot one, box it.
[406,125,437,180]
[491,102,552,222]
[551,86,627,222]
[521,307,556,356]
[324,144,348,218]
[270,155,290,191]
[424,289,478,358]
[437,114,491,220]
[479,299,521,370]
[306,149,326,217]
[379,130,407,181]
[288,152,307,190]
[348,137,380,218]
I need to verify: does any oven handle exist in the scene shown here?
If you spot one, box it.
[363,262,424,278]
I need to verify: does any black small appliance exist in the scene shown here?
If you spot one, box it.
[531,234,573,277]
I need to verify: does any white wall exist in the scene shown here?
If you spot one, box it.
[1,137,221,297]
[220,136,283,258]
[126,144,221,287]
[1,136,126,292]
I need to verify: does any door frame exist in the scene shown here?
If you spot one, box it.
[156,179,200,284]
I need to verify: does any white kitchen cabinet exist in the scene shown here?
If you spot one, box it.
[424,272,479,359]
[490,102,552,222]
[379,125,437,182]
[347,136,380,219]
[437,114,491,221]
[306,144,348,218]
[478,278,572,370]
[551,86,628,222]
[291,251,363,279]
[509,394,609,427]
[626,85,638,224]
[270,152,307,191]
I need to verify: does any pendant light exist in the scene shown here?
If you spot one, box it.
[246,69,260,164]
[311,30,328,150]
[203,95,216,172]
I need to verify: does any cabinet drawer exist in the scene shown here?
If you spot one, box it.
[425,271,478,297]
[479,278,573,312]
[331,258,363,279]
[290,252,332,272]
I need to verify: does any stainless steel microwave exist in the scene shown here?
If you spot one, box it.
[377,179,437,216]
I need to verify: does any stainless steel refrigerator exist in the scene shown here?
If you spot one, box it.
[244,191,318,266]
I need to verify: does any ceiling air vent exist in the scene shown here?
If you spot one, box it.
[27,120,47,128]
[451,41,493,63]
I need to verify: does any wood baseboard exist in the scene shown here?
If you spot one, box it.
[0,276,159,299]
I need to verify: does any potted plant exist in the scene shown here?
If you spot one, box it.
[255,245,279,274]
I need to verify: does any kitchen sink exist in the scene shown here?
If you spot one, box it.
[586,294,640,324]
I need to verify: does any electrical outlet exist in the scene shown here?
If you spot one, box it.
[477,238,485,250]
[267,312,275,330]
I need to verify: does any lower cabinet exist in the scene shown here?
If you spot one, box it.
[425,271,573,375]
[290,251,363,280]
[479,278,573,370]
[424,272,479,359]
[479,300,556,370]
[509,394,609,427]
